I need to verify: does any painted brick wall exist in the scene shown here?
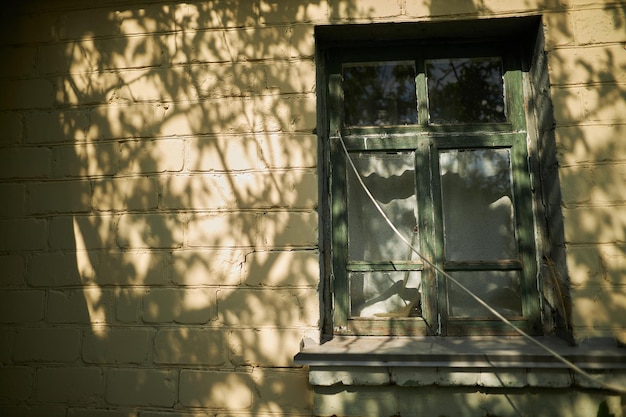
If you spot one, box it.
[0,1,625,416]
[0,1,319,415]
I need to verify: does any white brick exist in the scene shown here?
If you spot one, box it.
[56,9,123,40]
[180,62,266,99]
[142,288,216,324]
[106,369,177,407]
[35,367,104,404]
[118,139,184,174]
[186,135,259,172]
[52,143,117,178]
[0,47,37,78]
[241,171,318,209]
[228,328,305,367]
[563,206,626,244]
[0,327,14,363]
[164,171,316,210]
[96,251,168,285]
[331,0,401,19]
[252,368,313,414]
[258,134,317,169]
[92,177,159,211]
[0,254,25,286]
[47,289,115,324]
[0,112,23,145]
[167,26,291,65]
[556,124,626,165]
[153,328,227,365]
[573,7,626,45]
[67,408,138,417]
[0,290,45,323]
[582,85,626,123]
[14,327,81,363]
[49,215,114,251]
[39,42,90,75]
[114,287,144,323]
[117,213,184,249]
[0,404,66,417]
[549,45,626,86]
[217,288,318,327]
[172,1,258,30]
[0,79,53,110]
[179,370,253,409]
[0,366,34,401]
[89,104,165,140]
[3,10,56,44]
[186,212,257,248]
[260,1,328,24]
[119,4,174,34]
[53,72,119,107]
[256,211,318,248]
[0,147,50,179]
[27,180,91,214]
[0,183,25,218]
[83,328,153,364]
[161,174,240,210]
[160,94,316,137]
[25,110,90,144]
[169,249,243,286]
[242,250,319,287]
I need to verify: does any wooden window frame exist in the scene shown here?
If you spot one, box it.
[322,40,542,337]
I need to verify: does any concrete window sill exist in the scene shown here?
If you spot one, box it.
[294,336,626,388]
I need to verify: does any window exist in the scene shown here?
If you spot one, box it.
[321,37,542,336]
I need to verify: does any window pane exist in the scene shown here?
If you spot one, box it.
[439,148,518,261]
[447,270,522,318]
[350,271,422,317]
[426,57,506,124]
[343,61,418,126]
[348,152,418,261]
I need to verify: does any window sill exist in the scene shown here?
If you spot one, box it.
[294,336,626,389]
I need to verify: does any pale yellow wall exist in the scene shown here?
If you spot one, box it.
[0,0,625,416]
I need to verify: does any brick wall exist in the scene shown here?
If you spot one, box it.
[0,0,625,416]
[544,4,626,341]
[0,1,318,415]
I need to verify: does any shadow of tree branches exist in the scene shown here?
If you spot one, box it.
[1,0,625,416]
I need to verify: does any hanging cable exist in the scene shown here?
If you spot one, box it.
[336,131,626,394]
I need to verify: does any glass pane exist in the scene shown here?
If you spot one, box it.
[426,57,506,124]
[447,270,522,318]
[439,148,518,261]
[350,271,422,317]
[343,61,418,126]
[348,152,418,261]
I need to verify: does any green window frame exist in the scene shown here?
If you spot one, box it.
[324,41,542,337]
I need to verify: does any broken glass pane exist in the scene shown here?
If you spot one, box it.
[343,61,418,126]
[426,57,506,124]
[439,148,518,261]
[350,270,422,317]
[447,270,522,318]
[348,152,419,261]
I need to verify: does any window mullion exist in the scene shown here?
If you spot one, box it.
[416,138,440,334]
[416,57,429,127]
